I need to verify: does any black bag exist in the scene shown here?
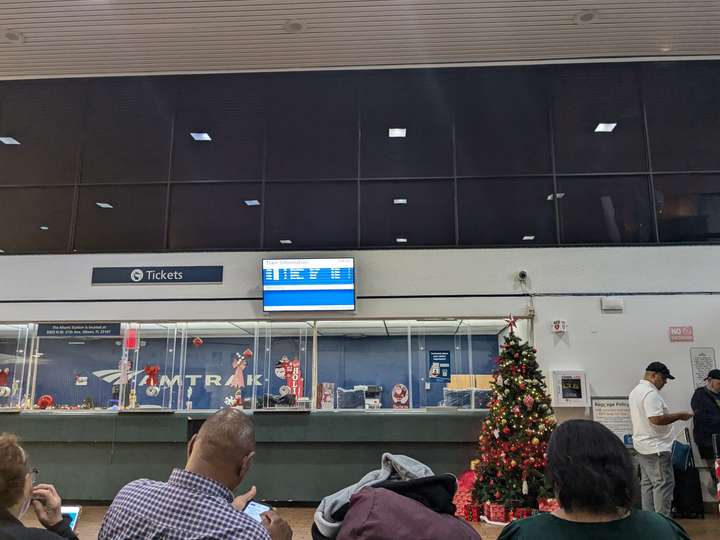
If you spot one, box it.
[672,428,705,519]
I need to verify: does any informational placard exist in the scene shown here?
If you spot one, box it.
[92,266,223,285]
[669,326,694,342]
[37,323,122,338]
[690,348,717,388]
[592,397,633,447]
[428,350,451,382]
[551,370,590,407]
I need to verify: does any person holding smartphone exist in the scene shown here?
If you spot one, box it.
[0,433,78,540]
[100,407,292,540]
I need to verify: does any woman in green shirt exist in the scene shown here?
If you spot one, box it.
[498,419,690,540]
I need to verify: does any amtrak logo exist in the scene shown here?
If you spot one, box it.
[93,369,144,384]
[92,369,262,387]
[130,269,144,282]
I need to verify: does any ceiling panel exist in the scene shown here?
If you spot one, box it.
[0,1,719,79]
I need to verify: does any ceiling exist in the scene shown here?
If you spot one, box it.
[1,1,719,79]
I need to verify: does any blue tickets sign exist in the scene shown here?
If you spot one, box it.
[92,266,223,285]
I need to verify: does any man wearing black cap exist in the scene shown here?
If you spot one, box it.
[629,362,694,516]
[691,368,720,482]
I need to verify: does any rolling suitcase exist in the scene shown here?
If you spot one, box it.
[672,428,705,519]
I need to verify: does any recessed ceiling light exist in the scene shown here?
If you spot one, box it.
[388,128,407,138]
[190,132,212,141]
[0,137,20,145]
[2,29,24,44]
[546,192,566,201]
[284,20,304,33]
[523,235,536,241]
[280,239,292,245]
[574,10,599,25]
[244,200,261,206]
[0,249,5,254]
[660,45,672,53]
[96,202,114,209]
[595,123,617,133]
[396,237,408,243]
[393,198,408,205]
[39,226,49,231]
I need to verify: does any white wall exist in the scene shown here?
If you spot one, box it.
[1,245,718,498]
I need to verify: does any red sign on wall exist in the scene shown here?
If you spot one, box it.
[669,326,694,342]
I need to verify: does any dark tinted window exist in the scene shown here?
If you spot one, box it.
[75,185,167,251]
[173,76,264,182]
[266,73,358,180]
[264,182,357,248]
[360,70,453,179]
[83,78,173,183]
[458,177,556,245]
[644,63,720,172]
[360,179,455,246]
[169,183,262,249]
[455,68,551,176]
[655,174,720,242]
[553,65,647,173]
[0,80,85,186]
[558,175,653,244]
[0,187,73,253]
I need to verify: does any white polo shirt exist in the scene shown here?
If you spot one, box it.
[629,379,674,454]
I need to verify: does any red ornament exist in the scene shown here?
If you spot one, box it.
[519,383,526,390]
[514,353,520,359]
[502,426,511,435]
[192,336,204,348]
[36,394,54,409]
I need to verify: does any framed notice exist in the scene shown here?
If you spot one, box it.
[592,397,633,447]
[550,370,590,407]
[690,348,717,389]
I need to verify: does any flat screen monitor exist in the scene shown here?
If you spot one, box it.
[262,258,355,312]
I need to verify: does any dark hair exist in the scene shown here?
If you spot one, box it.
[547,420,634,513]
[0,433,29,509]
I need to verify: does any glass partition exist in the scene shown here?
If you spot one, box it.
[0,323,32,409]
[30,323,183,411]
[317,320,408,410]
[258,322,311,410]
[174,322,259,410]
[4,317,512,412]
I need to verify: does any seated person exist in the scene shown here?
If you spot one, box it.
[0,433,78,539]
[498,419,690,539]
[498,420,690,540]
[99,408,292,540]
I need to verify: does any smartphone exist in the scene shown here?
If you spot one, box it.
[60,506,81,531]
[243,501,271,523]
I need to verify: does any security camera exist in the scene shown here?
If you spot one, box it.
[516,270,528,282]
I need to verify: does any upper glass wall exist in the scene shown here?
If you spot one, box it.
[3,62,720,254]
[3,318,510,413]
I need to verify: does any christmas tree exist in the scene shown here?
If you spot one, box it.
[474,316,556,511]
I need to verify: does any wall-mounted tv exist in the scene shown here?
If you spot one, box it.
[262,258,356,312]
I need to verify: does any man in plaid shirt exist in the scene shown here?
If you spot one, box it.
[99,408,292,540]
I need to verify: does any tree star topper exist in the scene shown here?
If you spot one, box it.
[505,315,518,334]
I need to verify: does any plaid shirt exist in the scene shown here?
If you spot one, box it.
[99,468,271,540]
